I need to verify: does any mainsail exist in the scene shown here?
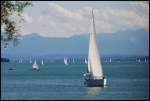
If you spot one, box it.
[87,9,103,77]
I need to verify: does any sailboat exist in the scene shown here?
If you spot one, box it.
[138,58,141,63]
[41,59,44,65]
[73,58,75,63]
[64,58,68,65]
[32,60,39,70]
[19,59,22,63]
[145,58,147,62]
[83,8,107,87]
[136,58,138,62]
[109,58,112,63]
[85,58,88,64]
[29,58,32,64]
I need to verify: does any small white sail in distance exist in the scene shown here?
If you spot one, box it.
[32,60,39,69]
[85,58,88,64]
[64,58,68,65]
[30,58,32,63]
[73,58,75,63]
[41,59,44,65]
[109,58,112,63]
[87,8,103,77]
[145,58,147,62]
[136,58,138,62]
[19,59,22,63]
[138,58,141,63]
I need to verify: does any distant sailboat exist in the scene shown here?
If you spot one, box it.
[29,58,32,64]
[19,59,22,63]
[85,58,88,64]
[41,59,44,65]
[109,58,112,63]
[138,58,141,63]
[32,60,39,70]
[145,58,147,62]
[73,58,75,63]
[136,58,138,62]
[64,58,68,65]
[83,8,107,87]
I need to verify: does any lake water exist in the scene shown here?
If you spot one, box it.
[1,59,149,100]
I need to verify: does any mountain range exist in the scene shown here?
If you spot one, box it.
[1,29,149,59]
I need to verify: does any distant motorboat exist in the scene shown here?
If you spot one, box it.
[32,60,39,70]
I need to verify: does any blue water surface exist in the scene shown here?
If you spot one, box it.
[1,59,149,100]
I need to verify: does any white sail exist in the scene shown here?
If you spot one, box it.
[30,58,32,63]
[19,59,22,63]
[145,58,147,62]
[64,58,68,65]
[73,58,75,63]
[32,60,39,69]
[85,58,87,64]
[109,58,112,63]
[88,9,103,77]
[138,58,141,62]
[41,59,44,65]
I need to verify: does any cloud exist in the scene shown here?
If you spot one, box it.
[20,2,149,37]
[48,3,83,20]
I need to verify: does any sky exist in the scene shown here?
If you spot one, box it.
[16,1,149,38]
[1,1,149,57]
